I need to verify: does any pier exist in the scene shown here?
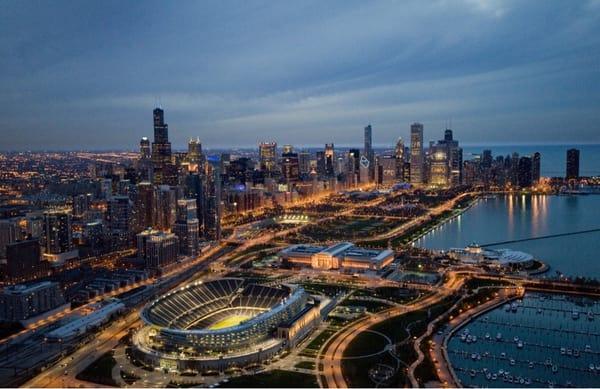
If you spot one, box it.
[480,228,600,247]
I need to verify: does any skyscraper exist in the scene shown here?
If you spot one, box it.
[42,211,78,262]
[204,159,222,241]
[281,148,300,184]
[410,123,424,184]
[135,182,155,232]
[566,148,580,180]
[364,125,374,182]
[140,137,151,159]
[173,199,200,257]
[154,185,177,231]
[107,195,133,249]
[532,152,541,184]
[298,150,311,175]
[187,137,203,171]
[0,219,17,259]
[347,149,360,185]
[435,128,462,187]
[325,143,335,177]
[394,138,405,181]
[429,145,449,187]
[137,230,179,270]
[259,142,277,174]
[151,107,174,185]
[5,239,46,284]
[316,151,326,177]
[517,156,533,188]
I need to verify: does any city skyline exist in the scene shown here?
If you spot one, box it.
[2,0,600,150]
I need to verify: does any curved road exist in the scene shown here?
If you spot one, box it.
[318,271,464,388]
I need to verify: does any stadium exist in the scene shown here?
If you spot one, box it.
[132,278,320,371]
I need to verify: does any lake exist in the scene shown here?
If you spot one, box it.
[414,194,600,278]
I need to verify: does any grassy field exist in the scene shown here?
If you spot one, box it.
[219,370,318,388]
[76,351,118,387]
[338,298,391,313]
[208,314,252,330]
[294,360,316,370]
[341,295,459,388]
[297,216,404,242]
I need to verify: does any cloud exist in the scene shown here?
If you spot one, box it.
[0,0,599,150]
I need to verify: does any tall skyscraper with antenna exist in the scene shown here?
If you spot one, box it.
[151,107,174,185]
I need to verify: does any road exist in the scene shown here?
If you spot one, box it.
[24,309,139,388]
[318,271,464,388]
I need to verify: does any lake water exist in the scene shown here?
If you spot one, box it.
[414,194,600,278]
[448,292,600,388]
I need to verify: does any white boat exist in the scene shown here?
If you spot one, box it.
[588,311,594,321]
[505,304,511,312]
[517,341,523,349]
[552,365,558,373]
[574,349,580,357]
[528,361,534,368]
[485,332,490,340]
[510,358,516,366]
[545,358,552,366]
[511,303,518,312]
[567,348,572,356]
[485,372,492,380]
[472,335,478,343]
[470,369,476,378]
[560,347,566,355]
[572,310,580,320]
[585,344,592,352]
[537,308,542,314]
[514,336,519,343]
[471,353,477,360]
[525,378,531,385]
[589,364,595,371]
[496,332,502,341]
[491,374,497,381]
[501,352,506,359]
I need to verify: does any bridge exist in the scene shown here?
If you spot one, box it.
[480,227,600,247]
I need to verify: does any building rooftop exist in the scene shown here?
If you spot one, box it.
[2,281,56,295]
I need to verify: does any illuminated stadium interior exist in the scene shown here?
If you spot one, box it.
[133,277,311,372]
[141,278,296,332]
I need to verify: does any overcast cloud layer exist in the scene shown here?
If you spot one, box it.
[1,0,599,150]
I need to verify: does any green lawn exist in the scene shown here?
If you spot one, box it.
[219,370,318,388]
[294,360,316,370]
[341,295,459,388]
[76,351,118,387]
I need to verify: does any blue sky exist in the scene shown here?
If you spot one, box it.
[1,0,599,150]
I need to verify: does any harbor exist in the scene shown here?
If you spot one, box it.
[447,292,600,387]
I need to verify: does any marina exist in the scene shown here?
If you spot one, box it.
[447,292,600,387]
